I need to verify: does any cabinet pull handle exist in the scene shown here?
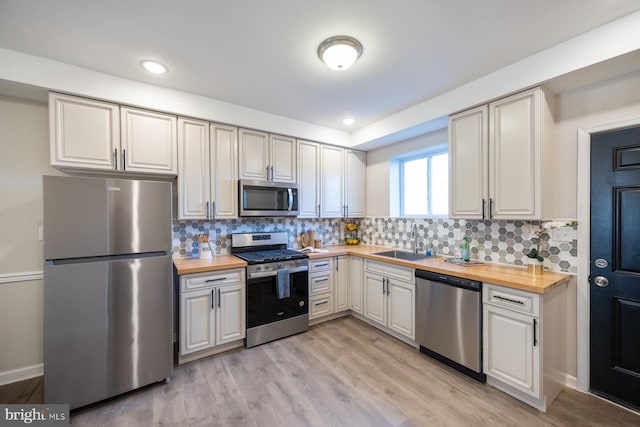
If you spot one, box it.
[270,166,274,181]
[382,277,386,294]
[218,288,221,308]
[336,257,339,271]
[206,277,226,283]
[266,165,270,180]
[533,318,538,346]
[212,201,216,219]
[211,289,215,309]
[315,262,328,268]
[482,198,486,220]
[114,148,118,170]
[314,278,328,283]
[122,149,126,171]
[494,295,524,305]
[205,201,210,219]
[489,198,493,219]
[315,301,328,306]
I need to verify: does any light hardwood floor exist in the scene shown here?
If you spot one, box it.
[35,317,640,425]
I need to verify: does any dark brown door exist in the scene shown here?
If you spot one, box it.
[590,126,640,410]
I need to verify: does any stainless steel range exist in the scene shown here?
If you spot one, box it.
[231,232,309,347]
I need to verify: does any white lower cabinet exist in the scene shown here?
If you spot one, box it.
[179,269,245,363]
[349,257,364,314]
[483,282,567,412]
[334,256,349,313]
[363,260,415,340]
[308,255,350,322]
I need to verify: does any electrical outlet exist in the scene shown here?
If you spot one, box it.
[38,225,43,241]
[551,227,574,243]
[453,228,462,241]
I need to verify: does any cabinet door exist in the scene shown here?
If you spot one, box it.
[344,149,366,217]
[489,88,541,219]
[349,257,364,314]
[177,118,210,220]
[449,105,488,219]
[239,128,269,180]
[310,294,333,320]
[120,107,177,174]
[334,256,350,312]
[49,93,119,170]
[387,279,415,339]
[483,304,540,398]
[270,134,296,183]
[216,283,245,345]
[320,145,345,217]
[364,273,386,325]
[180,288,216,355]
[297,140,320,218]
[310,272,333,296]
[211,124,238,219]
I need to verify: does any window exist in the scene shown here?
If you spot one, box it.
[400,148,448,217]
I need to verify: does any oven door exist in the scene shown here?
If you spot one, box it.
[247,269,308,329]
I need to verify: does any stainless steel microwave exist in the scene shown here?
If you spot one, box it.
[239,180,299,217]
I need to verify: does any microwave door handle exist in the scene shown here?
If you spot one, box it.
[287,188,293,211]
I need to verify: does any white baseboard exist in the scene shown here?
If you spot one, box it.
[564,374,577,389]
[0,364,44,386]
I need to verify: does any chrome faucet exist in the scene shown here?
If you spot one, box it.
[411,222,419,253]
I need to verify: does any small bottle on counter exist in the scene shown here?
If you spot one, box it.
[424,239,432,257]
[460,236,470,262]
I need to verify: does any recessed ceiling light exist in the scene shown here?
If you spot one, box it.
[140,60,168,74]
[342,117,356,125]
[318,36,363,71]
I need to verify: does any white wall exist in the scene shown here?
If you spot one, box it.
[366,128,448,216]
[0,96,60,382]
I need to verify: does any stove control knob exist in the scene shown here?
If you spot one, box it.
[255,266,262,271]
[278,263,283,269]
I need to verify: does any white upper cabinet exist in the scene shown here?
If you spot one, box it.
[318,145,366,218]
[449,87,550,219]
[270,134,296,183]
[210,124,239,219]
[49,93,120,170]
[239,129,296,183]
[449,105,488,219]
[178,118,210,220]
[50,92,177,175]
[177,120,238,220]
[238,129,269,180]
[320,144,345,217]
[344,149,366,218]
[297,140,320,218]
[120,107,177,174]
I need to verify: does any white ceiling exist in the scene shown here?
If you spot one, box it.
[1,0,640,132]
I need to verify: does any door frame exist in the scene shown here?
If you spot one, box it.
[576,115,640,393]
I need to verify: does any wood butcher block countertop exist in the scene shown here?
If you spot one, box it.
[174,244,570,294]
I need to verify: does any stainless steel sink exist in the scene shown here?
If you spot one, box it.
[373,250,432,261]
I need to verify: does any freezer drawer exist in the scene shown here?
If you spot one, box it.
[44,254,173,409]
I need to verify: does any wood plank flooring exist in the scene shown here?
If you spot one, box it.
[4,317,640,426]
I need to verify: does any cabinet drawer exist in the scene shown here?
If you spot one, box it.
[310,258,332,272]
[310,272,333,295]
[180,268,245,292]
[309,294,333,319]
[365,260,414,283]
[483,283,540,317]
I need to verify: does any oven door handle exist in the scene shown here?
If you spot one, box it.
[248,265,308,279]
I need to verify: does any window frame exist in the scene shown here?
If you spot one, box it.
[399,147,448,218]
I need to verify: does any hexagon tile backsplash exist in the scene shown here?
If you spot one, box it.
[172,216,577,274]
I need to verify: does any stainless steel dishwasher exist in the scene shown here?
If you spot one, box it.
[415,270,485,382]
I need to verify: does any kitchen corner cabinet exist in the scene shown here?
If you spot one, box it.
[179,269,245,363]
[449,87,552,219]
[238,129,296,183]
[349,256,364,314]
[483,282,567,412]
[49,93,177,175]
[319,145,366,218]
[363,260,415,340]
[177,120,238,220]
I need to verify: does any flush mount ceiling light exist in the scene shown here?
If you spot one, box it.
[140,60,168,74]
[317,36,363,71]
[342,117,356,125]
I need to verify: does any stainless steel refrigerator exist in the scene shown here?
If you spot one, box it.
[43,175,173,409]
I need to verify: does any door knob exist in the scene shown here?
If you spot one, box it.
[593,276,609,287]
